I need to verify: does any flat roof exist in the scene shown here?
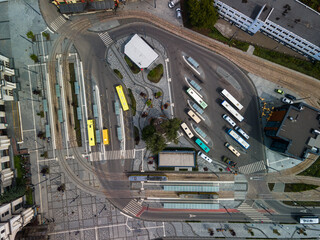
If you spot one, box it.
[220,0,320,46]
[124,34,159,69]
[278,104,320,158]
[158,151,195,167]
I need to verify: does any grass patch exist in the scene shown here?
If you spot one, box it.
[284,183,318,192]
[127,88,136,116]
[69,63,82,147]
[14,156,24,185]
[299,157,320,177]
[25,187,33,205]
[134,126,140,145]
[283,201,320,207]
[268,183,275,191]
[124,55,140,74]
[254,46,320,80]
[299,0,320,13]
[147,64,163,83]
[113,69,123,79]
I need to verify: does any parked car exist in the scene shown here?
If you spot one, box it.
[176,8,182,19]
[275,89,284,94]
[281,97,293,104]
[222,114,236,127]
[285,93,296,101]
[168,0,180,8]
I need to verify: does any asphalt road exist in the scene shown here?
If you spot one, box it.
[38,1,317,223]
[109,23,265,171]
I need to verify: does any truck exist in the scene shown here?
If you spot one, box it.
[168,0,180,9]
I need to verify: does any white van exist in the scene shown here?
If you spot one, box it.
[198,152,213,163]
[312,129,320,135]
[222,114,236,127]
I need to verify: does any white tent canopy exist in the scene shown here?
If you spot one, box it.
[124,34,159,69]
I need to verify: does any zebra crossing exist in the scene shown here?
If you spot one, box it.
[103,149,135,160]
[238,160,266,174]
[238,202,272,222]
[98,32,113,47]
[123,199,143,217]
[50,16,66,32]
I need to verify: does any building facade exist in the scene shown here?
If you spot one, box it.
[0,55,16,194]
[0,196,35,240]
[215,0,320,61]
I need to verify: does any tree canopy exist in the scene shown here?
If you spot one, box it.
[141,118,182,154]
[188,0,219,29]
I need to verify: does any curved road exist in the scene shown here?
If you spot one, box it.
[38,0,319,223]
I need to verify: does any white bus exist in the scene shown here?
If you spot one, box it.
[225,142,240,157]
[180,122,194,138]
[299,216,319,224]
[187,88,208,109]
[221,100,244,122]
[188,110,201,124]
[228,129,250,149]
[221,89,243,110]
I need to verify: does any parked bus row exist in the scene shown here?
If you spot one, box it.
[180,122,210,153]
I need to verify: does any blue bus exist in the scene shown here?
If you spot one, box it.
[227,129,250,149]
[195,138,210,153]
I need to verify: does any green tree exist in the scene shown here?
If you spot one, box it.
[161,118,182,144]
[142,125,156,141]
[145,134,167,155]
[188,0,219,29]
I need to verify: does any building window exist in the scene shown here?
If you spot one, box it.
[14,203,22,211]
[1,211,9,217]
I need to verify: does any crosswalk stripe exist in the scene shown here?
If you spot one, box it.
[91,150,135,161]
[238,160,266,174]
[123,200,143,216]
[237,202,272,222]
[50,16,66,32]
[98,32,113,46]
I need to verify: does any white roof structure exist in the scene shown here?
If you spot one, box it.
[124,34,158,69]
[158,151,195,167]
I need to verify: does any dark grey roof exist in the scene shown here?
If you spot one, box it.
[59,2,86,14]
[219,0,320,46]
[88,0,115,10]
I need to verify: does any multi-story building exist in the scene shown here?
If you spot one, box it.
[264,102,320,160]
[0,196,35,240]
[0,54,16,194]
[214,0,320,61]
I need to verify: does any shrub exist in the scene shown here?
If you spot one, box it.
[124,56,140,74]
[42,32,50,41]
[30,54,39,63]
[147,64,163,83]
[26,31,36,41]
[113,69,123,79]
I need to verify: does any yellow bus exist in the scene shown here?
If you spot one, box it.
[102,129,109,145]
[87,119,96,146]
[115,85,129,111]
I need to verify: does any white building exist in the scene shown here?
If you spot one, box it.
[124,34,159,69]
[0,196,35,240]
[215,0,320,61]
[0,54,16,193]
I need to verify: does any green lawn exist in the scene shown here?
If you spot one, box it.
[69,63,82,147]
[25,187,33,205]
[284,183,318,192]
[113,69,123,79]
[147,64,164,83]
[128,88,136,116]
[124,56,140,74]
[254,46,320,80]
[299,157,320,177]
[14,156,24,185]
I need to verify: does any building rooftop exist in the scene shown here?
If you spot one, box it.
[278,103,320,158]
[124,34,159,69]
[158,151,195,167]
[220,0,320,46]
